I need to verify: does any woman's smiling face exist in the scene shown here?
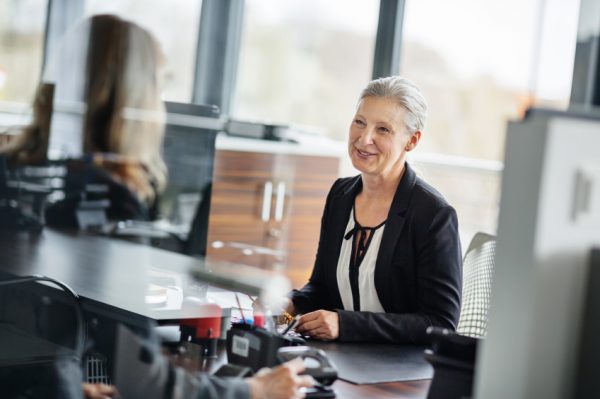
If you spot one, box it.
[348,96,414,179]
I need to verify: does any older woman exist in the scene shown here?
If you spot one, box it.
[291,76,462,344]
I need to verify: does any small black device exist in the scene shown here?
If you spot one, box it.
[277,346,338,398]
[213,363,253,378]
[226,323,303,372]
[425,326,478,362]
[277,346,338,386]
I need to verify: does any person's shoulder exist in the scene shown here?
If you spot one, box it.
[411,174,454,213]
[329,175,360,196]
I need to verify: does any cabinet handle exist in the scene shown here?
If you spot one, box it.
[274,181,286,222]
[261,181,273,222]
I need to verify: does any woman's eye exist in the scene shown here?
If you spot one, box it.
[354,119,365,126]
[377,127,390,134]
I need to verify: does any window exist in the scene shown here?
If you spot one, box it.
[85,0,203,102]
[399,0,580,242]
[233,0,379,140]
[0,0,48,104]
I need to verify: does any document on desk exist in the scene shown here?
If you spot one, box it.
[309,341,433,384]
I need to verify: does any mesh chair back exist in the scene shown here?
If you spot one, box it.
[457,232,496,338]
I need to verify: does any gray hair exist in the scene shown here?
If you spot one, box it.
[359,76,427,134]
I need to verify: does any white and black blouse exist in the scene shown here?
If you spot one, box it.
[336,207,386,312]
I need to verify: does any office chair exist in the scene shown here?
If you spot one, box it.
[456,232,497,338]
[0,275,86,399]
[424,233,496,399]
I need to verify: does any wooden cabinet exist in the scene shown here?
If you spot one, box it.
[206,149,339,288]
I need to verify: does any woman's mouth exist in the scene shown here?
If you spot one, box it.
[356,148,375,158]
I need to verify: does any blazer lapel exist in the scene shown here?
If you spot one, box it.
[326,176,361,309]
[374,163,417,311]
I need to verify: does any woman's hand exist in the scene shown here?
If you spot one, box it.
[295,310,339,340]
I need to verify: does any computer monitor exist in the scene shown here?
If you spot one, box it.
[474,108,600,398]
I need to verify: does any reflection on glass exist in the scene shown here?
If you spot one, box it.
[1,14,168,228]
[85,0,202,102]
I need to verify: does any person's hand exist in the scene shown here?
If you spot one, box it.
[295,310,339,340]
[247,357,314,399]
[82,383,119,399]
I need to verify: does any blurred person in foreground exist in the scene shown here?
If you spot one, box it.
[82,356,313,399]
[2,14,313,399]
[289,76,462,344]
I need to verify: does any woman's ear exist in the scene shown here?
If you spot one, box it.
[405,131,422,151]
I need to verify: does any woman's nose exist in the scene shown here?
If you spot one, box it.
[358,127,375,144]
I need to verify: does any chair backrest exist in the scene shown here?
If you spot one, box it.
[0,275,86,398]
[457,232,497,338]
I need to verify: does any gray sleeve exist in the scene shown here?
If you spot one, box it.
[171,367,251,399]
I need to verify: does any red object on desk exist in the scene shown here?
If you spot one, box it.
[180,299,222,339]
[253,312,265,328]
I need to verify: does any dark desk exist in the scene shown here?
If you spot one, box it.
[186,341,431,399]
[0,229,431,398]
[171,338,430,399]
[0,228,227,325]
[334,379,429,399]
[0,228,241,379]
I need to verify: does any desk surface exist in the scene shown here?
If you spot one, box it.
[187,342,431,399]
[334,379,429,399]
[0,228,241,321]
[310,341,433,384]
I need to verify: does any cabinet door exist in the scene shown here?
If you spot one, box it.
[206,151,283,269]
[284,155,339,287]
[206,150,339,288]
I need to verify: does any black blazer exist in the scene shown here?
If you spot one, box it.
[291,163,462,344]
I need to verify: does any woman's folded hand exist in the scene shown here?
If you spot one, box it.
[295,310,339,340]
